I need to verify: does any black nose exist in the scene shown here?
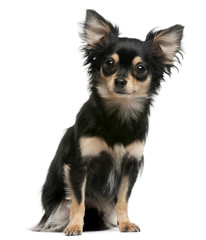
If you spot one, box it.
[114,78,127,89]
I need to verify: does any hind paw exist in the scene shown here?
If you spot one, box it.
[64,224,82,236]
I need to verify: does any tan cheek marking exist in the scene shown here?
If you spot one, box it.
[126,141,145,161]
[100,67,115,84]
[127,73,151,95]
[98,54,120,98]
[99,68,117,98]
[80,137,109,157]
[100,67,117,84]
[99,53,119,87]
[136,75,151,95]
[131,56,151,95]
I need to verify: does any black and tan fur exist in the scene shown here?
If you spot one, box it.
[33,10,184,235]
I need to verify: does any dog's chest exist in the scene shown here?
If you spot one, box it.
[80,136,145,199]
[79,136,144,162]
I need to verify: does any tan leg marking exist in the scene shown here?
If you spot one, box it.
[116,177,140,232]
[126,141,145,161]
[64,178,86,236]
[80,137,108,157]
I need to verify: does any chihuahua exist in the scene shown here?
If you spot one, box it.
[34,9,184,236]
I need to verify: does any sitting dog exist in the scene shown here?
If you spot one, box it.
[34,9,184,236]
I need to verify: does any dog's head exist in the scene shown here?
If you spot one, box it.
[81,9,184,102]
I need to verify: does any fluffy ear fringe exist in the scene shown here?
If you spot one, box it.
[80,9,119,49]
[146,25,184,67]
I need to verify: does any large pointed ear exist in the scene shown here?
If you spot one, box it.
[81,10,119,48]
[146,25,184,65]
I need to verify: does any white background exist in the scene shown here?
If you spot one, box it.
[0,0,206,239]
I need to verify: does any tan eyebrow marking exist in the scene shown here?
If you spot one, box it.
[132,56,142,66]
[111,53,119,63]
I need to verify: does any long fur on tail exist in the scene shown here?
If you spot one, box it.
[33,201,117,232]
[33,201,70,232]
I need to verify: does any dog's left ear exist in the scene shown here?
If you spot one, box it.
[82,9,119,49]
[146,25,184,64]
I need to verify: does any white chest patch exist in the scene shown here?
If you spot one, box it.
[79,137,145,161]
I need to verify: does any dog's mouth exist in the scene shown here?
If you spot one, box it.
[97,84,137,100]
[114,90,128,95]
[113,89,136,96]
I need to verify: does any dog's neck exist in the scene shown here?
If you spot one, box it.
[91,87,150,124]
[102,95,150,124]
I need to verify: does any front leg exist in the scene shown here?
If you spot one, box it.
[116,176,140,232]
[64,165,87,236]
[116,141,144,233]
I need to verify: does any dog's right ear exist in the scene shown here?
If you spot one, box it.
[81,10,119,49]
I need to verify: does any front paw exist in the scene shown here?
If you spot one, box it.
[118,221,140,232]
[64,224,82,236]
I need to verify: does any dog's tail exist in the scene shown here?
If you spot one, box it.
[32,201,70,232]
[32,213,49,232]
[32,202,116,232]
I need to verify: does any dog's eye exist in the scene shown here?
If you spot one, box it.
[103,58,115,72]
[135,63,147,78]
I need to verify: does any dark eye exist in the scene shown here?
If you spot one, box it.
[135,63,147,78]
[103,58,115,72]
